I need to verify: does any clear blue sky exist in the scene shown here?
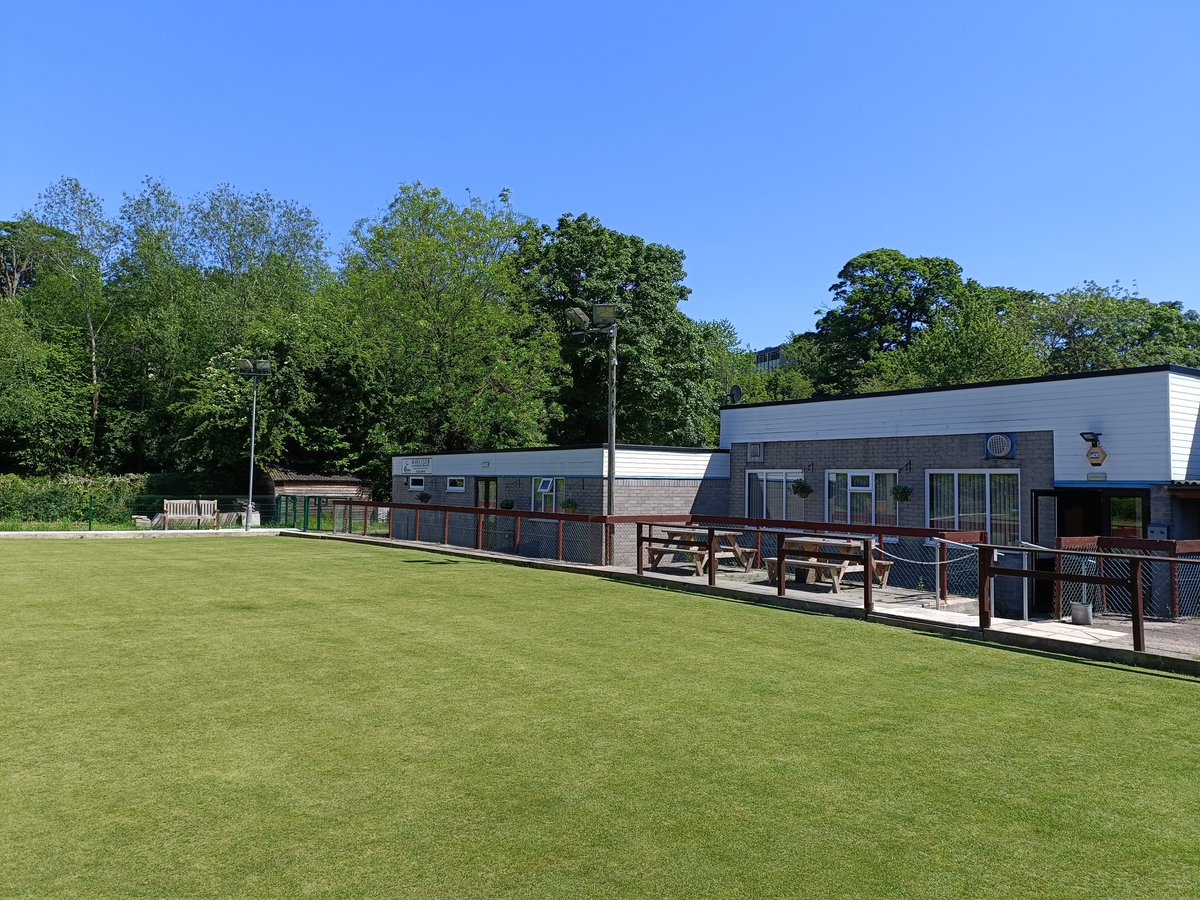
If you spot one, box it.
[5,1,1197,348]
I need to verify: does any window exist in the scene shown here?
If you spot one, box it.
[446,476,465,493]
[745,471,814,521]
[825,471,898,526]
[927,470,1019,543]
[531,476,565,513]
[407,476,425,491]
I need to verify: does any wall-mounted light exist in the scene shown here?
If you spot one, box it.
[1080,432,1102,447]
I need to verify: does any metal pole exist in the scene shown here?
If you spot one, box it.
[245,374,258,532]
[605,324,617,563]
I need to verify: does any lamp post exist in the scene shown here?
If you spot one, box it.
[569,304,618,560]
[237,358,272,530]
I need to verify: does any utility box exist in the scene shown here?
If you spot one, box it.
[1148,523,1170,541]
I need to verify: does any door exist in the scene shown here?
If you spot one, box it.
[475,478,498,549]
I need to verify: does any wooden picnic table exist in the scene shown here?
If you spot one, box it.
[764,534,893,594]
[645,527,756,577]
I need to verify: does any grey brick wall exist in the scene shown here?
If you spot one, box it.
[728,431,1055,540]
[392,474,728,517]
[610,479,729,516]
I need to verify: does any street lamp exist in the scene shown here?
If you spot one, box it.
[570,304,619,546]
[237,358,272,530]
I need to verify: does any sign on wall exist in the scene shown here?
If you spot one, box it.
[399,457,433,475]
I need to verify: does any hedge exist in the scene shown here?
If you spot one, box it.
[0,475,150,524]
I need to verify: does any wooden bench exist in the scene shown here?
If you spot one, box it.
[161,499,219,530]
[646,536,716,577]
[645,529,755,577]
[764,556,893,594]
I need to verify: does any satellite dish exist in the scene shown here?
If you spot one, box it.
[730,385,743,404]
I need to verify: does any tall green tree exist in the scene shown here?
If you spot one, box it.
[814,249,964,394]
[518,213,715,446]
[341,183,560,462]
[860,283,1047,390]
[1031,282,1200,373]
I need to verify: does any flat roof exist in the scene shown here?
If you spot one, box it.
[721,363,1200,411]
[391,444,727,458]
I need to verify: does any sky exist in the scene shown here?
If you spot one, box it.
[4,1,1198,348]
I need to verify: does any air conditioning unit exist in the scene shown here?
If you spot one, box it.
[984,433,1016,460]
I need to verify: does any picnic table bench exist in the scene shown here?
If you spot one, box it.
[644,527,755,577]
[764,536,893,595]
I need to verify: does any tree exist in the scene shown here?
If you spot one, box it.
[518,213,715,446]
[860,283,1047,390]
[342,183,560,457]
[814,249,964,394]
[26,178,121,467]
[1031,282,1200,373]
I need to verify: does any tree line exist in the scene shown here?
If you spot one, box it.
[3,179,1196,492]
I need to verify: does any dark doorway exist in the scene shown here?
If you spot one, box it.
[1057,491,1104,537]
[475,478,499,550]
[1028,488,1151,617]
[475,478,498,509]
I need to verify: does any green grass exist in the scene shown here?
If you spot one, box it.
[2,538,1198,898]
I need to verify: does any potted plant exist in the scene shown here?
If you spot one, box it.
[891,484,914,503]
[417,492,431,504]
[560,499,578,512]
[789,477,815,499]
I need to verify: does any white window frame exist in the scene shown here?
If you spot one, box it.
[744,469,817,520]
[925,469,1020,542]
[531,476,564,513]
[407,476,425,491]
[823,470,899,526]
[446,476,466,493]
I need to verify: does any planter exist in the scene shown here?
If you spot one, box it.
[790,479,815,499]
[1070,600,1094,626]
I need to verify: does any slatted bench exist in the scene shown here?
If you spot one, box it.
[161,499,219,530]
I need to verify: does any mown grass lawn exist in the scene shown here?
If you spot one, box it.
[2,537,1198,898]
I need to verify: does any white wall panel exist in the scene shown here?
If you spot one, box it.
[721,370,1181,483]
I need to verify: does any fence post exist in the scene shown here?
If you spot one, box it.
[978,546,992,629]
[776,531,788,598]
[316,497,323,531]
[388,506,395,540]
[1170,557,1180,620]
[755,528,762,568]
[557,518,564,561]
[303,496,310,531]
[606,522,615,567]
[1130,557,1145,653]
[88,495,94,532]
[415,508,421,542]
[707,527,717,587]
[362,502,368,536]
[636,523,644,575]
[862,538,873,619]
[513,515,520,553]
[938,540,949,607]
[476,512,483,549]
[1053,546,1063,619]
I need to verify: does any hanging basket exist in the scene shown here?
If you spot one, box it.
[891,484,914,503]
[790,478,815,499]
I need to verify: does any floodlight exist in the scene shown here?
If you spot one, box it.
[591,303,617,327]
[1079,432,1101,446]
[567,307,591,328]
